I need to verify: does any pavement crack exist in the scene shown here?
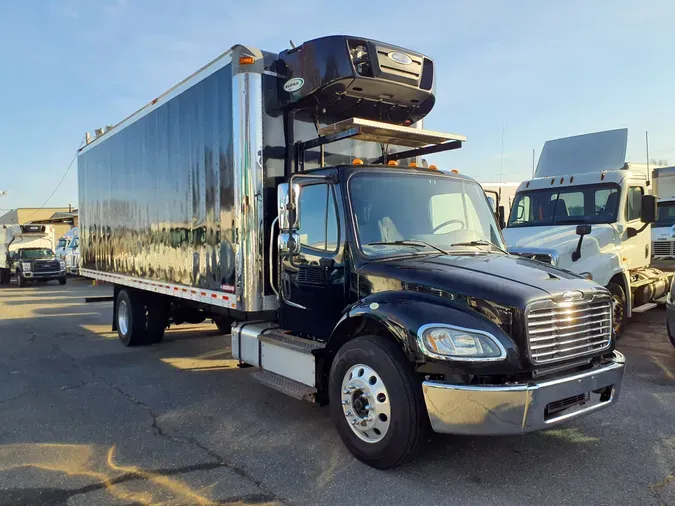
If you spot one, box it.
[649,471,675,506]
[0,380,93,406]
[52,342,291,506]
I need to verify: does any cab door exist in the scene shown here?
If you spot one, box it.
[279,179,346,339]
[622,183,650,269]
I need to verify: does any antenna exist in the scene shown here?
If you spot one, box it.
[646,131,651,185]
[532,148,535,177]
[289,40,297,49]
[499,125,505,183]
[0,190,7,197]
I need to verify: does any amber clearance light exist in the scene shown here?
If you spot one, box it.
[239,56,255,65]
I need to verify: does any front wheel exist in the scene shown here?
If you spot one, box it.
[607,282,627,338]
[667,318,675,349]
[58,277,67,285]
[16,272,26,288]
[329,335,427,469]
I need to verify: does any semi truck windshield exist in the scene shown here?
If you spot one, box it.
[507,183,620,228]
[348,173,504,257]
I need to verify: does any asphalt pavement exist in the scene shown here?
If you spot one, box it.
[1,278,674,506]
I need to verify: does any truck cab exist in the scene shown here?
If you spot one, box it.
[651,166,675,259]
[11,247,66,287]
[503,129,670,335]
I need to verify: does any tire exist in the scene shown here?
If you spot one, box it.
[214,317,232,334]
[667,318,675,349]
[607,282,627,339]
[329,335,427,469]
[16,272,25,288]
[116,289,149,347]
[58,277,67,285]
[146,297,168,344]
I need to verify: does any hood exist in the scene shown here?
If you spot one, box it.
[503,225,616,270]
[359,252,602,309]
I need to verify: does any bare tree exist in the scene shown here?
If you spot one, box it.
[650,158,670,166]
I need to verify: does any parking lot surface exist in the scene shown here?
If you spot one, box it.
[1,278,674,506]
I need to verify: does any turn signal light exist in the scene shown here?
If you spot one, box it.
[388,161,398,166]
[352,158,364,165]
[239,56,255,65]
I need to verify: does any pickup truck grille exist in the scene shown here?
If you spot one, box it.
[33,260,60,271]
[653,240,675,257]
[526,296,613,364]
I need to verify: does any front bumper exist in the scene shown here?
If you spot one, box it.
[423,351,625,435]
[24,270,65,279]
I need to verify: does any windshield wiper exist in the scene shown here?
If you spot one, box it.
[366,240,448,255]
[449,239,508,254]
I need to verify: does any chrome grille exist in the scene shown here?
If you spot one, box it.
[652,241,674,257]
[526,295,612,364]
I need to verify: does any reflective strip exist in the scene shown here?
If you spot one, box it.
[80,269,237,309]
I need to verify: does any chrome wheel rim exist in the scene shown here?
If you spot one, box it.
[341,364,391,444]
[118,299,129,336]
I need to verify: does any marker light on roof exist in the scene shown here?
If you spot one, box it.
[388,160,398,166]
[352,158,364,165]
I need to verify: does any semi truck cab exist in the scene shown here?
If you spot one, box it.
[503,129,671,335]
[80,36,626,469]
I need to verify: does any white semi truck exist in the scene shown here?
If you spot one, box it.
[651,166,675,259]
[503,129,671,336]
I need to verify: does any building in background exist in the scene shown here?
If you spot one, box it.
[0,207,76,240]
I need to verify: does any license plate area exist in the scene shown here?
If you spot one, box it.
[544,386,613,421]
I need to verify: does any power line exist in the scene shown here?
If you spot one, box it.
[25,138,84,220]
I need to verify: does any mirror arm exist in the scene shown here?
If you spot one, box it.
[572,235,585,262]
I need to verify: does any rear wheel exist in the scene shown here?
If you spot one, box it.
[116,289,149,346]
[329,335,427,469]
[668,318,675,348]
[214,317,232,334]
[607,282,627,338]
[146,297,168,344]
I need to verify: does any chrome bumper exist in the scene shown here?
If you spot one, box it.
[25,270,65,278]
[423,351,625,435]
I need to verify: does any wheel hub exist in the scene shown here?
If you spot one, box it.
[118,299,129,336]
[341,364,391,443]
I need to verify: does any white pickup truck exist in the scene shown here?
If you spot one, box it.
[503,129,671,336]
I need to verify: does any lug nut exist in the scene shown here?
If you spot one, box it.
[342,399,350,405]
[345,410,353,416]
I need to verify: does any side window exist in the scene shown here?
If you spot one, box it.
[626,186,643,222]
[298,184,339,252]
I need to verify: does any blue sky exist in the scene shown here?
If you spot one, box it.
[1,0,674,212]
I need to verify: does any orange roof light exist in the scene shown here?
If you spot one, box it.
[388,160,398,166]
[239,56,255,65]
[352,158,364,165]
[409,162,418,168]
[451,169,459,174]
[428,164,438,170]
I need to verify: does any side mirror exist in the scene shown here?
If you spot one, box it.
[641,194,657,224]
[278,232,301,257]
[572,224,591,262]
[277,183,301,230]
[486,196,497,213]
[576,224,591,236]
[497,205,506,229]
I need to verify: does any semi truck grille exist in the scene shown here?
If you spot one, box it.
[526,296,612,364]
[653,241,675,257]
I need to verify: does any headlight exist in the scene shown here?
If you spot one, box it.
[22,262,31,271]
[417,324,507,361]
[60,260,66,269]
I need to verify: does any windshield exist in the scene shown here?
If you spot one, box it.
[57,238,67,249]
[20,249,54,259]
[507,183,620,227]
[348,172,505,257]
[656,202,675,227]
[69,237,79,249]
